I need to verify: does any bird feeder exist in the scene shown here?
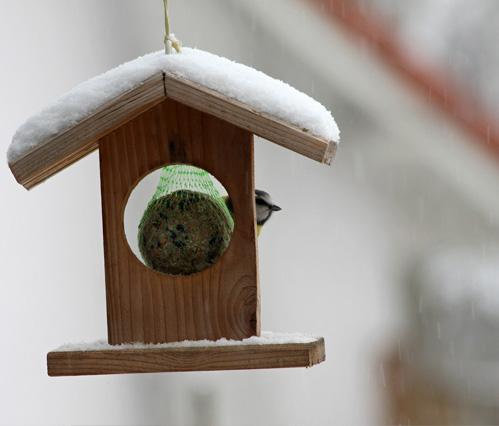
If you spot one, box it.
[7,49,339,376]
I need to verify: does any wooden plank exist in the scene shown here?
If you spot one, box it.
[163,72,336,165]
[99,98,259,345]
[47,338,325,376]
[10,71,336,190]
[10,74,166,190]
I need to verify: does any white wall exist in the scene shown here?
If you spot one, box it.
[2,1,499,425]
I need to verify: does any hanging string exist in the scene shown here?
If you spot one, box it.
[163,0,181,54]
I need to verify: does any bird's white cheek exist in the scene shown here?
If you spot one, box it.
[255,204,268,221]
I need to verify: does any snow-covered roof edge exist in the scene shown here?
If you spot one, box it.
[7,48,340,164]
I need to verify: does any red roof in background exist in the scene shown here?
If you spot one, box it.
[305,0,499,163]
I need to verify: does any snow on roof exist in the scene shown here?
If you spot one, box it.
[7,48,340,164]
[55,331,320,352]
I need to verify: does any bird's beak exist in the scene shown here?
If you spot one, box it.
[271,205,282,212]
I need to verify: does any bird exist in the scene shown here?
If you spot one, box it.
[223,190,281,237]
[254,189,281,236]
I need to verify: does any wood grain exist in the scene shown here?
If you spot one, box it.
[162,72,336,165]
[47,338,325,376]
[10,71,337,189]
[99,98,259,345]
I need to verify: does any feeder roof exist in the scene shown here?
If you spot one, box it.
[7,48,340,189]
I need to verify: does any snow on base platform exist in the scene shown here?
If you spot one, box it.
[47,332,325,376]
[55,331,318,352]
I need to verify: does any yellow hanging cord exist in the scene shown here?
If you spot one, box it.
[163,0,181,54]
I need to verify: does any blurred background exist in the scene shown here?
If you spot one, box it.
[1,0,499,424]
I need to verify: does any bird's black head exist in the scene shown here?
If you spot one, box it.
[255,189,281,225]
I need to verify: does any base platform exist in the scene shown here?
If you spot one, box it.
[47,333,325,376]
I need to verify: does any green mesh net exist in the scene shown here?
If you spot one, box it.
[138,165,234,275]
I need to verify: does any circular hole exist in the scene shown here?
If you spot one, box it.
[124,164,234,276]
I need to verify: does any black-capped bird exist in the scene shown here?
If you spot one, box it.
[254,189,281,236]
[223,190,281,237]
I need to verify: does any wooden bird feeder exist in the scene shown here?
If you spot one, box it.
[8,50,338,376]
